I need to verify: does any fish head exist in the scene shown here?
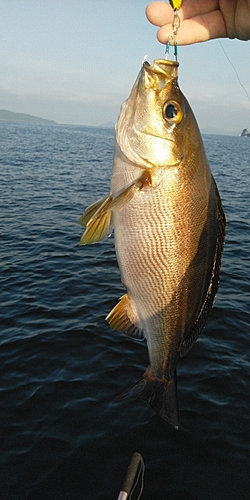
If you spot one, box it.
[116,59,198,170]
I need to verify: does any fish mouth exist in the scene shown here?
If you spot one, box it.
[143,59,179,80]
[139,59,180,100]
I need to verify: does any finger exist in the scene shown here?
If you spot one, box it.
[156,11,227,45]
[146,2,173,26]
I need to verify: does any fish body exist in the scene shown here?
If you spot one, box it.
[79,59,226,428]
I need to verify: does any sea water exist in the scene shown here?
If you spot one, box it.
[1,121,249,499]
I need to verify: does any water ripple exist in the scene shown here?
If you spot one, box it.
[0,123,249,500]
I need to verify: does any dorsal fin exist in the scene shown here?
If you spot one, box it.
[180,178,226,358]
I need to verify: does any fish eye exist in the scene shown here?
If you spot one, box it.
[163,101,183,124]
[165,104,177,119]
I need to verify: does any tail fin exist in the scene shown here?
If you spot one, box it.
[114,370,179,429]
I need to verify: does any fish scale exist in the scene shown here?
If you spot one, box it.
[115,186,188,312]
[113,169,206,376]
[80,59,226,428]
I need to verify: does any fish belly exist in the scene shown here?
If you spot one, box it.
[112,161,217,379]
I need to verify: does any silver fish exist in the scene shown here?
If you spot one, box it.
[79,59,226,429]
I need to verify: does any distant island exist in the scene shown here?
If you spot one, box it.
[241,128,250,137]
[0,109,57,124]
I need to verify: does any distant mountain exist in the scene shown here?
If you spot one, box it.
[0,109,57,124]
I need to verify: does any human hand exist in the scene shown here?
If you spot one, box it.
[146,1,250,45]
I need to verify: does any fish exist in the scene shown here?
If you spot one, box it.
[79,59,226,429]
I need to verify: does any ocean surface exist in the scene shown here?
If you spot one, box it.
[1,120,249,500]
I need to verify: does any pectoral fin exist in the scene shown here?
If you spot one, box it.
[106,293,144,340]
[79,196,108,226]
[108,182,141,212]
[79,194,113,245]
[109,170,154,213]
[80,210,112,245]
[79,173,149,245]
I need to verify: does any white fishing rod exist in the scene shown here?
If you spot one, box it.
[117,452,145,500]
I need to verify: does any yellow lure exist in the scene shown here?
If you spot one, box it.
[169,0,182,9]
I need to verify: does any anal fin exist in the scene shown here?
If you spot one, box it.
[106,294,144,340]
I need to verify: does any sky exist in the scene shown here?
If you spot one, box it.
[0,0,250,134]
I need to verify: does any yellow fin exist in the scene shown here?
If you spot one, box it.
[79,173,148,245]
[79,211,112,245]
[106,171,151,213]
[79,194,113,245]
[106,294,144,340]
[108,183,140,212]
[79,196,108,226]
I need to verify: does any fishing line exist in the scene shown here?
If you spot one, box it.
[218,40,250,102]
